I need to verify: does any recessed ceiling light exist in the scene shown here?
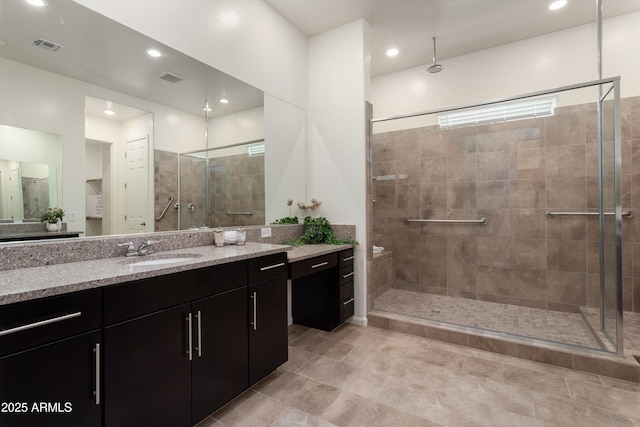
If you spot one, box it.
[219,98,229,104]
[549,0,568,11]
[25,0,48,6]
[104,109,115,116]
[386,48,399,57]
[147,49,162,58]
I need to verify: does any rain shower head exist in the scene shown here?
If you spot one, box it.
[427,37,443,73]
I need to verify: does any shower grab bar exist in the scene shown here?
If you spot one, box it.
[406,218,487,225]
[227,211,253,215]
[155,197,175,221]
[545,210,634,219]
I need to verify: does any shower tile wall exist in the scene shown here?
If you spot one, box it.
[154,149,178,232]
[373,96,640,314]
[208,153,265,227]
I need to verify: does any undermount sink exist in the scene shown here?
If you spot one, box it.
[119,253,203,267]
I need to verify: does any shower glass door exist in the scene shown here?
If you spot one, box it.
[598,80,623,353]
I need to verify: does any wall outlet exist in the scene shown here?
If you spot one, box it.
[68,212,77,222]
[261,227,272,238]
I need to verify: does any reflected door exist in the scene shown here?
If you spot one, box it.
[7,169,23,219]
[125,136,149,233]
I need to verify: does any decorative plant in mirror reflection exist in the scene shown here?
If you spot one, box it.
[272,199,299,224]
[39,207,65,224]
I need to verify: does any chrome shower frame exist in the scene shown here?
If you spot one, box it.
[369,76,624,355]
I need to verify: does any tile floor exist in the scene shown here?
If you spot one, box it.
[375,288,631,351]
[198,324,640,426]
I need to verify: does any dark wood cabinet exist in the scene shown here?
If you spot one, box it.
[0,289,102,427]
[291,248,355,331]
[0,252,289,427]
[191,287,248,423]
[104,303,192,427]
[247,253,288,385]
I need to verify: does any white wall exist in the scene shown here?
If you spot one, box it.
[307,19,371,325]
[75,0,309,109]
[208,107,264,148]
[371,11,640,132]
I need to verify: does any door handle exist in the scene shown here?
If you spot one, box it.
[186,313,193,361]
[140,221,146,226]
[93,343,101,405]
[251,292,257,331]
[195,310,202,358]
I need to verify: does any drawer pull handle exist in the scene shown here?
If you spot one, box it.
[260,262,285,271]
[311,261,329,269]
[343,298,355,306]
[0,311,82,337]
[342,272,355,279]
[342,256,354,262]
[94,343,101,405]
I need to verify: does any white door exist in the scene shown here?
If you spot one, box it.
[8,168,23,219]
[125,136,150,233]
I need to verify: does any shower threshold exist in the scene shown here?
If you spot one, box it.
[370,289,640,383]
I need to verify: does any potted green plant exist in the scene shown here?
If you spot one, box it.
[285,216,357,247]
[39,207,65,231]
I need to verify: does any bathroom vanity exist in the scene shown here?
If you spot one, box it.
[0,243,289,427]
[289,246,355,331]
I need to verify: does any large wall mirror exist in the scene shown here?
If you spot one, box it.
[0,0,306,238]
[0,125,62,221]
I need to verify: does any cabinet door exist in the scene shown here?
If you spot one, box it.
[104,304,191,427]
[248,276,288,385]
[0,330,101,427]
[191,287,248,424]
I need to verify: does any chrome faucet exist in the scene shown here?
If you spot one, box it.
[137,240,158,256]
[118,240,159,256]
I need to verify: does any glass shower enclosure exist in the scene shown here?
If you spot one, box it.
[370,77,626,355]
[178,139,266,230]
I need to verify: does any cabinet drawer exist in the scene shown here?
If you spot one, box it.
[339,265,355,286]
[290,253,337,280]
[104,270,196,325]
[0,289,101,357]
[339,283,355,323]
[248,253,288,283]
[188,261,247,301]
[338,248,354,268]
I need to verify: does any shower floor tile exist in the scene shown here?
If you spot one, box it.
[374,288,601,349]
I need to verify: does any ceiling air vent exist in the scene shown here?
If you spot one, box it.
[33,38,63,52]
[158,71,185,84]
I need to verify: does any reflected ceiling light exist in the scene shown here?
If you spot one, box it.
[25,0,48,6]
[386,48,399,57]
[147,49,162,58]
[548,0,568,10]
[219,98,229,104]
[438,96,557,129]
[104,109,115,116]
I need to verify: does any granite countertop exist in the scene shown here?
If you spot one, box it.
[286,243,353,262]
[0,242,356,306]
[0,243,290,306]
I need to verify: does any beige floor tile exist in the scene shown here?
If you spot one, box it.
[533,392,638,427]
[566,378,640,420]
[462,356,572,399]
[211,390,286,426]
[320,391,442,427]
[269,407,337,427]
[206,325,640,427]
[289,332,356,360]
[491,408,545,427]
[252,370,342,417]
